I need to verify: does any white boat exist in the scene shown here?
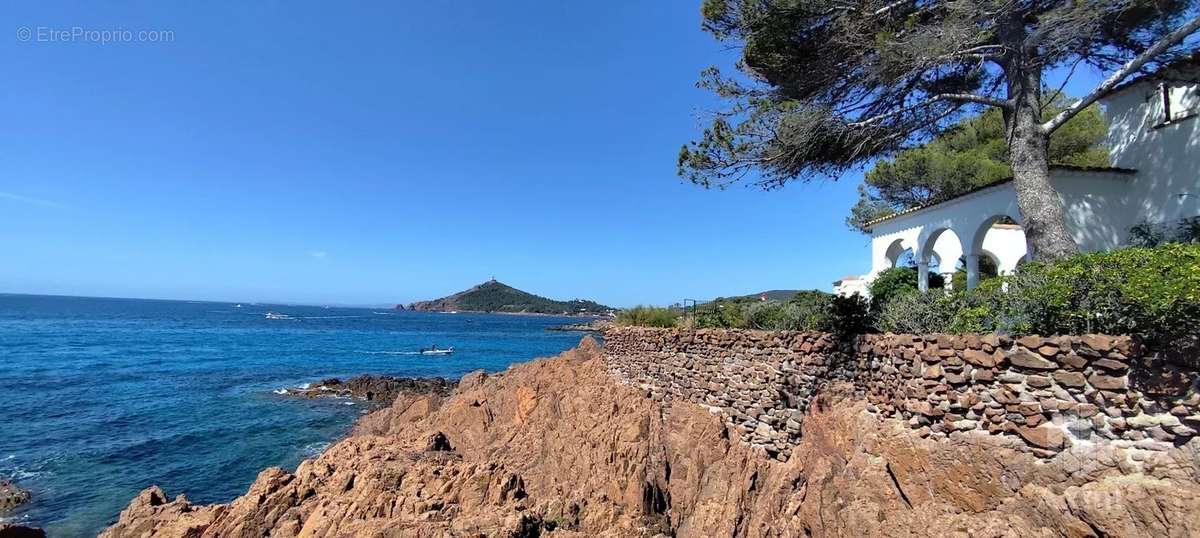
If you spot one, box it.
[265,311,291,320]
[419,347,454,355]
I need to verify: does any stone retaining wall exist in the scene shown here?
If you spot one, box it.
[603,327,1200,459]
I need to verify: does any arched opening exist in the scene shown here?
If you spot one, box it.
[884,238,908,268]
[970,215,1028,277]
[952,252,999,291]
[917,227,963,292]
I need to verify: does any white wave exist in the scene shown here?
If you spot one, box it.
[354,350,420,355]
[300,442,331,458]
[272,389,289,395]
[298,383,311,389]
[342,401,355,406]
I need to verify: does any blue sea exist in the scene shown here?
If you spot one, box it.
[0,294,590,537]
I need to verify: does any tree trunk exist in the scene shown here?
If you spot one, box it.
[1005,64,1080,260]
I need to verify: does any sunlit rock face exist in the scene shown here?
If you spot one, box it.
[102,336,1200,538]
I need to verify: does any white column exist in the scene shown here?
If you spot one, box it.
[917,261,929,293]
[965,254,981,290]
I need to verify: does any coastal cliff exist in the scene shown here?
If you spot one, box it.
[102,336,1200,537]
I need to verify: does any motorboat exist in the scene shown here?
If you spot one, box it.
[265,311,291,320]
[419,346,454,356]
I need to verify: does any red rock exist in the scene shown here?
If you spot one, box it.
[1052,371,1086,388]
[1017,424,1066,449]
[1091,358,1129,372]
[1007,349,1057,370]
[963,349,997,368]
[1088,373,1128,390]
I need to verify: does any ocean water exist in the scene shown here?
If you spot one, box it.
[0,294,590,537]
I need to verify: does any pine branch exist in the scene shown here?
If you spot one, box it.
[1041,14,1200,134]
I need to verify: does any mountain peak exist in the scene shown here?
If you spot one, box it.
[407,282,610,316]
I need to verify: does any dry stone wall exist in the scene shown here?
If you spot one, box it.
[604,327,1200,459]
[603,327,844,460]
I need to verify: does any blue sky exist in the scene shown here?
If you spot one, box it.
[1,2,1110,307]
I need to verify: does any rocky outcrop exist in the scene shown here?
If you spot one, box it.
[284,375,456,404]
[103,337,1200,537]
[547,319,612,333]
[0,479,30,514]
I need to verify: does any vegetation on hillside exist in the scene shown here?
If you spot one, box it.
[408,280,612,315]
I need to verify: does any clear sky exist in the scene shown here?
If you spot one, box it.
[2,1,1109,307]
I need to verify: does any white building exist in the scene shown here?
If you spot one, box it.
[835,58,1199,297]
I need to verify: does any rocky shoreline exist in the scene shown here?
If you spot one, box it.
[0,478,30,514]
[0,478,38,538]
[546,319,611,333]
[97,337,1200,537]
[280,374,457,405]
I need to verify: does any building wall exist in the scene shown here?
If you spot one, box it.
[604,326,1200,461]
[1103,83,1200,228]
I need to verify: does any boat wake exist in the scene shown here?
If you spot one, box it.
[354,350,422,355]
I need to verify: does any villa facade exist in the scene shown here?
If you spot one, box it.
[836,61,1200,296]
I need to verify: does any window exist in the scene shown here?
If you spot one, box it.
[1160,82,1200,124]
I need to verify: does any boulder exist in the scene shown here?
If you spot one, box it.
[0,479,30,513]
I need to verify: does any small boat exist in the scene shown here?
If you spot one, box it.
[419,346,454,356]
[265,311,291,320]
[234,304,242,308]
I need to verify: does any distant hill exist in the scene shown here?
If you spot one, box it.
[707,290,805,303]
[406,280,612,316]
[742,290,804,301]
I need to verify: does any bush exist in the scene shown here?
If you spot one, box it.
[1000,243,1200,344]
[744,294,835,331]
[694,301,747,328]
[615,306,679,328]
[873,243,1200,344]
[829,293,873,337]
[877,290,959,334]
[868,266,943,313]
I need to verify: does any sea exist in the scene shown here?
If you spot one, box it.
[0,294,591,537]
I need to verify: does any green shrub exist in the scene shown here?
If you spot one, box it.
[694,301,747,328]
[744,295,835,331]
[745,301,789,330]
[829,293,873,337]
[874,244,1200,343]
[1001,243,1200,344]
[868,266,944,313]
[877,290,959,334]
[615,306,679,328]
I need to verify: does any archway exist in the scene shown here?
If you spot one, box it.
[917,227,964,292]
[883,238,911,269]
[970,215,1028,277]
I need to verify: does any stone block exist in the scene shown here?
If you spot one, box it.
[1052,371,1086,388]
[1007,349,1057,370]
[1087,374,1127,391]
[1017,424,1066,449]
